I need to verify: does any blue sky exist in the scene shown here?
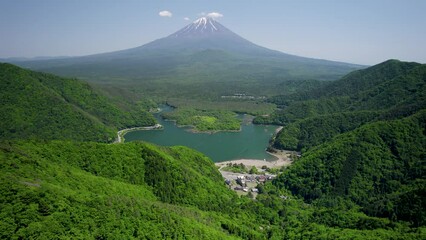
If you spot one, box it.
[0,0,425,65]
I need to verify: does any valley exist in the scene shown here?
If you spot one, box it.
[1,7,425,240]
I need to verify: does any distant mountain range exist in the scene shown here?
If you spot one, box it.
[0,56,71,62]
[9,17,363,83]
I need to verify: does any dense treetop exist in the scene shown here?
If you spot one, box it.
[274,111,426,226]
[260,60,426,234]
[2,140,424,239]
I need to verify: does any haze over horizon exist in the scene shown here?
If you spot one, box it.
[1,0,425,65]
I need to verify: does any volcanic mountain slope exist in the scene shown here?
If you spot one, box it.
[14,17,362,83]
[141,17,279,54]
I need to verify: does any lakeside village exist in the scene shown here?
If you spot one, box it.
[219,163,292,200]
[217,156,296,199]
[225,171,278,199]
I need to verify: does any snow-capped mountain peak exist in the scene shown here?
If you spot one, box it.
[171,17,229,37]
[193,17,217,30]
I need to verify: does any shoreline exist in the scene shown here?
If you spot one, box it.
[215,149,295,170]
[115,124,163,143]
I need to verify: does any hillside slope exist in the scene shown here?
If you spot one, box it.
[0,63,155,142]
[1,60,424,238]
[256,60,426,150]
[273,111,426,226]
[259,60,426,229]
[0,141,260,239]
[2,140,424,239]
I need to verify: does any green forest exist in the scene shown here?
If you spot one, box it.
[273,111,425,225]
[0,63,156,142]
[0,61,425,239]
[2,140,424,239]
[259,59,426,237]
[257,60,426,148]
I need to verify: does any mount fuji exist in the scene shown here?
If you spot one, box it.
[13,17,362,83]
[139,17,275,54]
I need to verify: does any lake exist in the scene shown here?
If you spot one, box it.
[124,106,278,162]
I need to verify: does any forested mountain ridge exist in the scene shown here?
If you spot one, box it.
[268,59,422,104]
[302,59,422,100]
[1,140,424,239]
[254,60,426,232]
[0,63,155,142]
[256,60,426,150]
[273,110,426,227]
[271,111,381,151]
[0,141,254,239]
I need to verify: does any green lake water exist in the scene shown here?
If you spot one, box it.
[124,106,278,162]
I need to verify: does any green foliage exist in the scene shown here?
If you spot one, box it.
[257,60,426,167]
[257,60,426,126]
[274,111,380,151]
[245,183,425,239]
[319,59,422,99]
[249,166,259,174]
[0,140,260,239]
[222,163,247,173]
[141,144,237,211]
[254,96,352,125]
[0,138,424,239]
[257,60,426,237]
[167,97,276,116]
[163,108,241,132]
[0,63,156,142]
[269,59,422,104]
[1,138,423,239]
[273,111,426,226]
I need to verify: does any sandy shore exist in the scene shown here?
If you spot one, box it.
[215,150,295,169]
[115,124,163,143]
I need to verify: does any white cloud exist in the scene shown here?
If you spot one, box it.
[159,10,172,17]
[206,12,223,19]
[184,17,190,21]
